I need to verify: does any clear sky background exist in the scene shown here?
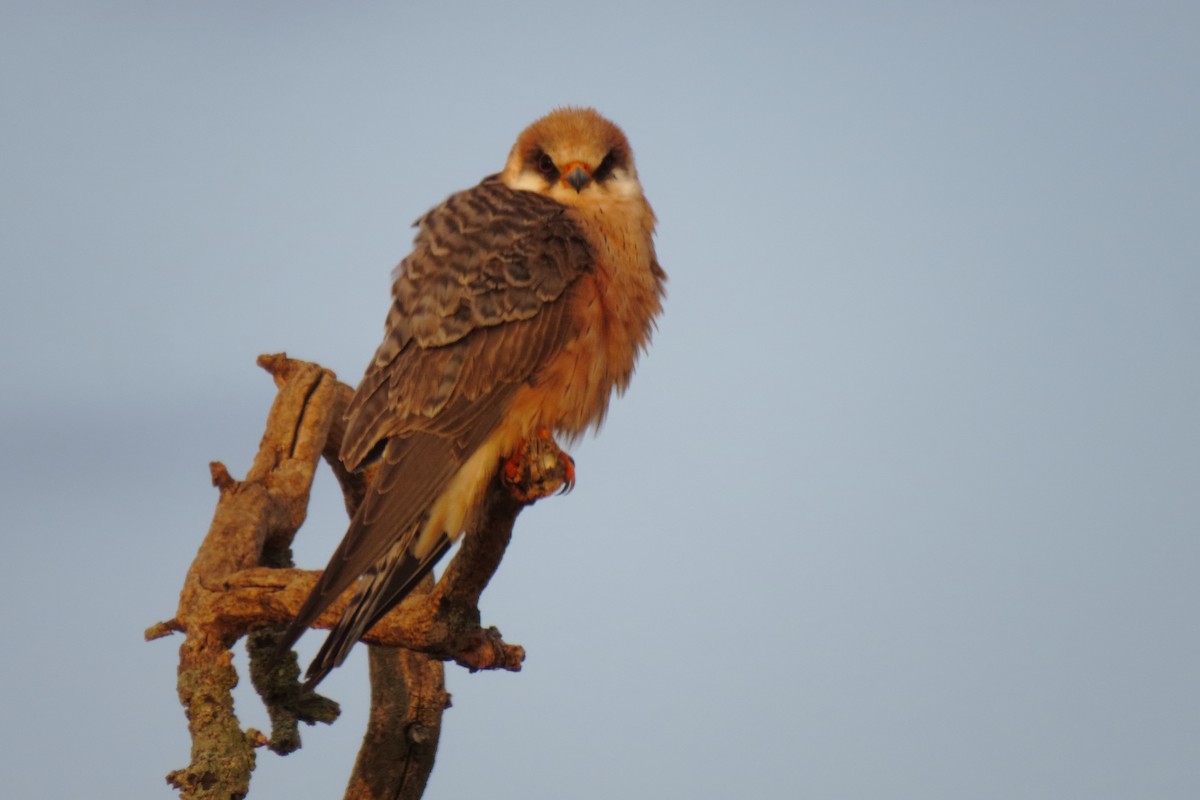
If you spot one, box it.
[2,2,1197,798]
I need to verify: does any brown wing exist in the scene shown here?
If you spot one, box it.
[341,175,591,468]
[277,176,593,679]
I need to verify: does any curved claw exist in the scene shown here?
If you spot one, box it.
[558,452,576,495]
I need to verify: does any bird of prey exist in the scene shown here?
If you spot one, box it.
[278,107,666,688]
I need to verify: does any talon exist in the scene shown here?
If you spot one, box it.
[501,431,575,499]
[561,450,576,494]
[559,452,575,494]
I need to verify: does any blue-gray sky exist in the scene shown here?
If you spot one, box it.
[2,2,1197,798]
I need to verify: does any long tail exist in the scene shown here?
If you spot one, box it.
[302,530,453,688]
[271,433,463,681]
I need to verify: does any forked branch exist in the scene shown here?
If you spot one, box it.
[147,354,572,800]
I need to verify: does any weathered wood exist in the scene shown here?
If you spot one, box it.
[150,354,572,799]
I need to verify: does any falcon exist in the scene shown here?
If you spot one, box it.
[279,107,666,688]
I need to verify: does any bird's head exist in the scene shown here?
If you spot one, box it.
[502,107,642,206]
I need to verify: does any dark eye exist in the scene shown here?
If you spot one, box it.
[535,150,557,180]
[593,150,618,182]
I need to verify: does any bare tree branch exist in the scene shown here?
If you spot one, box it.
[343,642,448,800]
[150,354,572,799]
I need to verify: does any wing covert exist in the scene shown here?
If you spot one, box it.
[341,176,593,470]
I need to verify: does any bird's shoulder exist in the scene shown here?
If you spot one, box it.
[394,175,595,349]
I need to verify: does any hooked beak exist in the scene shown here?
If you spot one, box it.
[562,163,592,193]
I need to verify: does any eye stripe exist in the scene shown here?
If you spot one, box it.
[529,149,558,182]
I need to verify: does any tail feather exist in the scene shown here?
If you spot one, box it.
[271,434,459,663]
[302,532,454,689]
